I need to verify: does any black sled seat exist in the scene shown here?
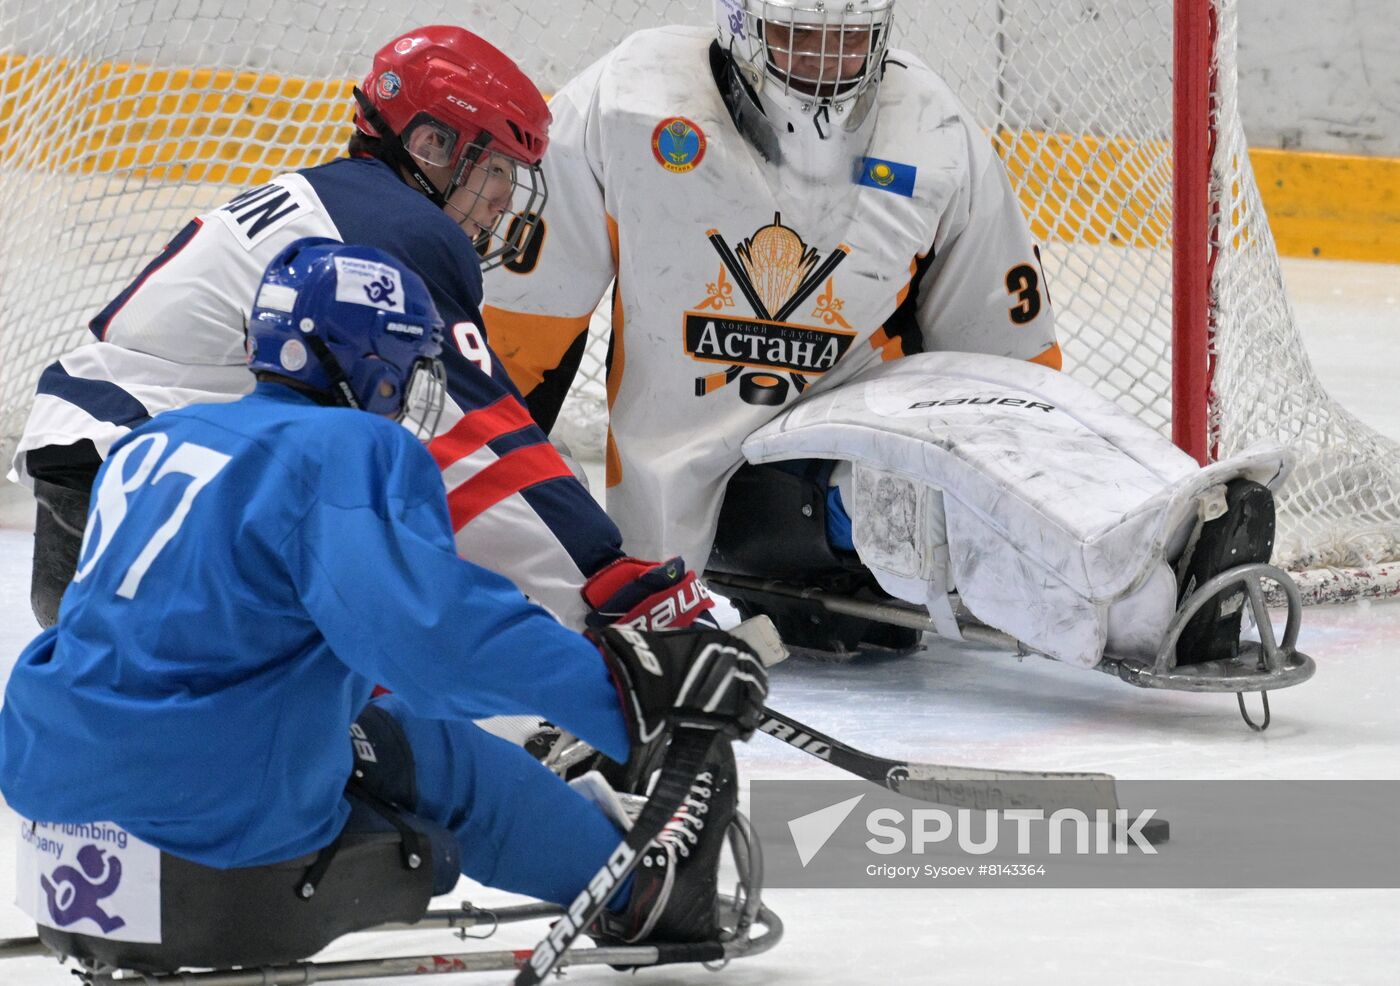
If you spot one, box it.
[709,461,923,656]
[37,796,460,974]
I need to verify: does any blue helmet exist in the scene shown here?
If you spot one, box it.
[247,237,445,420]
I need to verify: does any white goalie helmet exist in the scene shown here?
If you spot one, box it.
[714,0,895,119]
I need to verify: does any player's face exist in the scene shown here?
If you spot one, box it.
[763,22,874,98]
[446,151,517,239]
[404,125,516,238]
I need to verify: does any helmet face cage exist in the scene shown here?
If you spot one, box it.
[401,119,549,272]
[400,356,448,441]
[732,1,893,111]
[463,144,548,272]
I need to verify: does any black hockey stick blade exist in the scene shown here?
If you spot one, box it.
[513,726,719,985]
[758,706,1120,814]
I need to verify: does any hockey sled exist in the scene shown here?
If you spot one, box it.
[0,807,779,985]
[708,352,1320,730]
[709,563,1315,730]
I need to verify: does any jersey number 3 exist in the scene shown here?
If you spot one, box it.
[73,434,232,599]
[1006,248,1051,325]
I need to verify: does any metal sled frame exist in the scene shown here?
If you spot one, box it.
[0,816,779,985]
[0,898,782,985]
[708,561,1316,729]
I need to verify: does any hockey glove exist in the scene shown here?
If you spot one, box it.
[582,556,715,630]
[596,625,769,747]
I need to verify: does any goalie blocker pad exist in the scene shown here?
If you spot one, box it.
[741,353,1290,668]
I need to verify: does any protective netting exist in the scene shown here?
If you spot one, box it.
[2,0,1397,592]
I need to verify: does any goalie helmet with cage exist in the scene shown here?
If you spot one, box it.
[715,0,894,124]
[352,25,550,271]
[246,237,447,440]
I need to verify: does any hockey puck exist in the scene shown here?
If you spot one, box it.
[1142,817,1170,844]
[740,372,789,405]
[1112,815,1171,846]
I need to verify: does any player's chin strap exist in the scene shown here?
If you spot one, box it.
[353,87,449,209]
[711,41,782,165]
[301,332,363,410]
[352,87,491,212]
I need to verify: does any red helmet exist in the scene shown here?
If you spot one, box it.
[356,25,549,168]
[353,26,551,270]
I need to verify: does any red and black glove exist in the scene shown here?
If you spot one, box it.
[595,625,769,747]
[582,556,714,631]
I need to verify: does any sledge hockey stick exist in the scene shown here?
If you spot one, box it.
[514,724,722,985]
[757,705,1122,814]
[724,615,1125,816]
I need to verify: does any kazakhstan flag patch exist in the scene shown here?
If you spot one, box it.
[855,156,917,197]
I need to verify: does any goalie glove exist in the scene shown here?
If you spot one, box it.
[596,625,769,748]
[582,556,715,630]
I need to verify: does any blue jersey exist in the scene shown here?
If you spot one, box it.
[0,383,629,868]
[15,156,623,628]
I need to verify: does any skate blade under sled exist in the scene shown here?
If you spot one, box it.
[708,562,1316,732]
[0,808,779,984]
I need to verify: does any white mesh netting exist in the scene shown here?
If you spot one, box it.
[2,0,1397,594]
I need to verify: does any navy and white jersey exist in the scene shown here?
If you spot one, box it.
[0,383,630,868]
[13,156,622,626]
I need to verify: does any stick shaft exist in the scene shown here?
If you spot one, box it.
[758,707,1119,813]
[513,727,717,985]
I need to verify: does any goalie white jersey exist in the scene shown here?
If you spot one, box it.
[484,27,1058,571]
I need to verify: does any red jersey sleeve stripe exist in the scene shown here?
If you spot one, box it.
[445,443,577,531]
[428,395,539,471]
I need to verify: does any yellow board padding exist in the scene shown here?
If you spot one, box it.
[1250,149,1400,265]
[0,54,350,184]
[2,53,1396,263]
[994,128,1174,250]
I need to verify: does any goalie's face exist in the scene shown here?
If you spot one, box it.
[763,21,876,98]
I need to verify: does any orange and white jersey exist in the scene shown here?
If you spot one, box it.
[483,26,1057,572]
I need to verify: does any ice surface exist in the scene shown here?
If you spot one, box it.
[0,256,1396,983]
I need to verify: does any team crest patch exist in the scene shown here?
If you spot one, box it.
[685,213,855,407]
[652,117,707,173]
[377,71,402,100]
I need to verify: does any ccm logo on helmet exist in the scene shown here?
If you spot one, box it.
[447,95,480,113]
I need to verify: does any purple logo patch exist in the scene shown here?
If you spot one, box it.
[364,273,397,306]
[41,844,126,933]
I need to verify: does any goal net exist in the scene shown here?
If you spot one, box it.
[2,0,1397,598]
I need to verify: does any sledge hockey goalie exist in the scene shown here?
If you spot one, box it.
[483,0,1313,712]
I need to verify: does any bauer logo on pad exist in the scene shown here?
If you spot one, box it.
[855,157,917,197]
